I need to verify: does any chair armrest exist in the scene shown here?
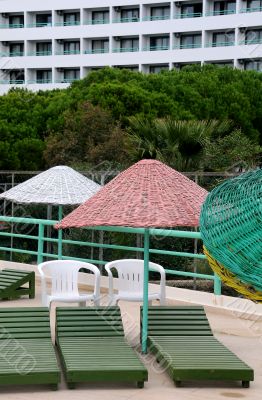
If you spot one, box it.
[105,264,114,298]
[38,265,48,305]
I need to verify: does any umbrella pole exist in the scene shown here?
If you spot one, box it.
[58,206,63,260]
[142,228,150,354]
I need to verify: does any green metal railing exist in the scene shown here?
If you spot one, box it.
[142,15,170,21]
[84,19,110,25]
[240,6,262,13]
[143,45,170,51]
[55,78,80,83]
[113,47,139,53]
[0,216,222,295]
[27,22,52,28]
[84,48,109,54]
[54,21,80,27]
[239,38,262,45]
[206,41,235,47]
[113,17,140,23]
[0,80,25,85]
[205,9,236,16]
[27,79,52,84]
[0,23,24,29]
[55,50,80,55]
[27,51,52,56]
[174,12,202,18]
[173,43,202,49]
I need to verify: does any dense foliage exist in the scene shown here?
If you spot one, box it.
[0,66,261,171]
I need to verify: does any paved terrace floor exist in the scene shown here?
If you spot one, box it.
[0,283,261,400]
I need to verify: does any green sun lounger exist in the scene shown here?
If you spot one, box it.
[0,307,60,389]
[141,306,254,387]
[0,269,35,300]
[56,306,148,389]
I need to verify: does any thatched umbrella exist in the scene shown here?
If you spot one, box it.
[0,166,101,257]
[56,160,208,352]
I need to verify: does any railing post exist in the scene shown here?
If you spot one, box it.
[58,206,63,260]
[37,223,45,264]
[214,273,222,295]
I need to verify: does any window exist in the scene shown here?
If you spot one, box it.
[36,14,52,27]
[9,15,24,28]
[121,8,139,21]
[91,40,109,53]
[245,60,262,71]
[149,65,169,73]
[9,43,24,57]
[9,70,24,83]
[214,1,236,15]
[92,10,109,24]
[64,41,80,54]
[247,0,262,10]
[63,69,80,82]
[36,42,52,55]
[180,34,202,48]
[64,13,80,25]
[181,3,202,17]
[120,38,139,51]
[150,6,170,20]
[36,70,52,83]
[212,31,235,46]
[150,36,170,50]
[245,29,262,44]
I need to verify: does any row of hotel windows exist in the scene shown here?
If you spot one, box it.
[1,60,262,84]
[2,29,262,56]
[1,0,262,28]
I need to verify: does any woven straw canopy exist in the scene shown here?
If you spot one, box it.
[56,160,208,229]
[200,169,262,301]
[0,166,101,206]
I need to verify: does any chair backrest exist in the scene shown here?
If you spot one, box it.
[106,259,163,294]
[38,260,99,296]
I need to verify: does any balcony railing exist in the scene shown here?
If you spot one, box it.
[206,41,235,47]
[143,45,170,51]
[55,78,80,83]
[84,48,109,54]
[27,79,52,84]
[142,15,170,21]
[205,9,236,16]
[113,17,140,23]
[27,51,52,56]
[55,50,80,55]
[239,38,262,45]
[84,19,109,25]
[0,23,24,29]
[174,12,202,18]
[0,80,25,85]
[0,52,24,57]
[173,43,202,49]
[27,22,52,28]
[240,6,262,13]
[113,47,139,53]
[54,21,80,27]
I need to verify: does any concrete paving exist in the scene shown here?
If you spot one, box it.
[0,285,261,400]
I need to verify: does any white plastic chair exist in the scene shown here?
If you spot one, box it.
[38,260,100,307]
[105,259,166,306]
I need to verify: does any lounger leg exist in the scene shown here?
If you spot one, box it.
[68,382,76,390]
[137,381,144,388]
[174,380,182,387]
[29,273,35,299]
[242,381,250,388]
[50,384,58,391]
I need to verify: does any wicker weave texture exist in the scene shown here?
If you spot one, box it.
[57,160,208,229]
[0,166,101,206]
[200,169,262,292]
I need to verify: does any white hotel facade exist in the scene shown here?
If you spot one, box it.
[0,0,262,93]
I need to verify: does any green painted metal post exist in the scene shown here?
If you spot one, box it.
[214,273,222,295]
[58,206,63,260]
[142,228,150,354]
[37,223,45,264]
